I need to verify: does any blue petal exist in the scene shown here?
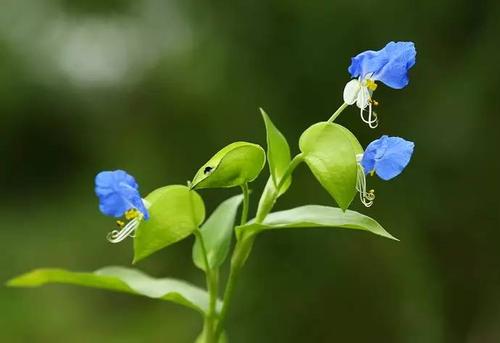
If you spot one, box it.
[361,136,415,181]
[348,41,416,89]
[373,42,416,89]
[95,170,149,219]
[361,138,383,173]
[348,50,389,80]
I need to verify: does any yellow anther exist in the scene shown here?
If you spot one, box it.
[371,99,379,106]
[125,208,140,220]
[366,79,378,91]
[116,220,125,228]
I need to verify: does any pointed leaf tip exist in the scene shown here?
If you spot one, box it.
[237,205,397,241]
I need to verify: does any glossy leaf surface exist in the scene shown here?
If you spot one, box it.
[192,194,244,271]
[237,205,397,240]
[134,185,205,263]
[261,108,291,195]
[7,266,219,314]
[191,142,266,189]
[299,122,361,210]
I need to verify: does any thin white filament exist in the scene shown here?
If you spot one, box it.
[356,163,375,207]
[107,217,139,243]
[360,99,379,129]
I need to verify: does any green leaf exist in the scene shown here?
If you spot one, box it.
[134,185,205,263]
[191,142,266,189]
[236,205,397,241]
[260,108,292,195]
[7,266,220,314]
[299,122,361,210]
[336,124,364,155]
[192,194,244,271]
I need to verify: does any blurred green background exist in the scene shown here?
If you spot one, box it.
[2,0,500,342]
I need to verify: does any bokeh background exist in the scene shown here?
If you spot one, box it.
[2,0,500,342]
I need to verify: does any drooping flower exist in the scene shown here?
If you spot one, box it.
[95,170,149,243]
[343,41,416,128]
[356,135,415,206]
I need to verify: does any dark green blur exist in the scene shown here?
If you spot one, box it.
[1,0,500,342]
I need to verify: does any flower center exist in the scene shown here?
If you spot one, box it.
[365,79,378,91]
[124,208,141,220]
[109,208,143,243]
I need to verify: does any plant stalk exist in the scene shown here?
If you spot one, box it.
[256,153,304,223]
[240,183,250,225]
[327,102,349,123]
[194,229,217,343]
[215,154,304,339]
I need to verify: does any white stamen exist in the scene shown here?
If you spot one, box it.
[359,94,379,128]
[356,162,375,207]
[107,216,140,243]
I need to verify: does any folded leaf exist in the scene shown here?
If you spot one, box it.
[134,185,205,263]
[191,142,266,189]
[7,266,220,314]
[261,108,292,195]
[299,122,362,210]
[192,194,244,271]
[236,205,397,240]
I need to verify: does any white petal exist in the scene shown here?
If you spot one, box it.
[356,86,370,109]
[343,79,361,105]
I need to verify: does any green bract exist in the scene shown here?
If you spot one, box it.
[191,141,266,189]
[192,194,244,271]
[134,185,205,263]
[237,205,397,240]
[299,122,362,210]
[7,266,219,314]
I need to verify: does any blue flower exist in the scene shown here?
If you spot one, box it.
[361,135,415,180]
[95,170,149,243]
[343,41,416,128]
[356,136,414,207]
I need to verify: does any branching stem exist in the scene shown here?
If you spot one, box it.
[215,154,304,339]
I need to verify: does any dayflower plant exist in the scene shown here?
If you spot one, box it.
[341,41,416,128]
[8,41,417,343]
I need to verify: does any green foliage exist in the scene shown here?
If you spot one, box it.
[134,185,205,263]
[191,142,266,189]
[237,205,397,240]
[260,108,292,195]
[299,122,361,210]
[7,266,219,314]
[192,194,244,271]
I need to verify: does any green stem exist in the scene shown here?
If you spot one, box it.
[240,183,250,226]
[215,154,304,339]
[256,153,304,223]
[194,229,217,343]
[214,235,255,339]
[327,102,349,123]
